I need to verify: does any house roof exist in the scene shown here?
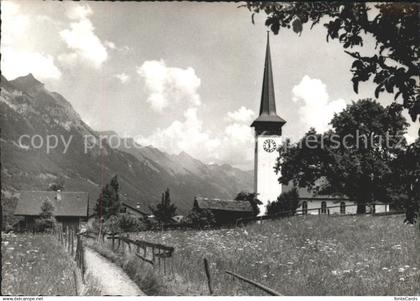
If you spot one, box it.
[15,191,89,217]
[282,180,350,200]
[251,32,286,128]
[194,197,253,212]
[122,201,149,216]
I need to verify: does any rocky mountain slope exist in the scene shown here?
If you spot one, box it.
[0,74,253,214]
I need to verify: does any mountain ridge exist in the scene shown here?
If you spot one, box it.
[1,74,253,214]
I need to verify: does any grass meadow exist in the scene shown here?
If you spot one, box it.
[1,233,77,295]
[131,214,419,296]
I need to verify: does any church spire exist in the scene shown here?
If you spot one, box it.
[259,31,276,116]
[251,32,286,129]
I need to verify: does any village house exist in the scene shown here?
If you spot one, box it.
[282,184,390,215]
[14,190,89,231]
[193,197,255,224]
[120,201,149,218]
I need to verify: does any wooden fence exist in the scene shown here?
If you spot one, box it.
[235,203,402,226]
[54,225,86,283]
[85,232,175,275]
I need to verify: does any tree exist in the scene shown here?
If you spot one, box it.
[276,99,408,214]
[94,175,121,220]
[48,175,65,191]
[149,188,177,224]
[266,188,300,217]
[244,2,419,123]
[35,199,56,232]
[234,191,263,216]
[183,208,216,228]
[392,138,420,224]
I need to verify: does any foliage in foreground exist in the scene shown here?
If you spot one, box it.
[244,2,419,122]
[133,214,419,296]
[266,188,299,216]
[1,233,77,295]
[83,239,167,295]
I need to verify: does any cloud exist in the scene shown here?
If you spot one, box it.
[66,3,93,20]
[1,47,61,80]
[0,2,61,80]
[105,40,131,52]
[137,60,201,112]
[115,73,130,84]
[59,4,107,68]
[104,41,117,50]
[1,1,29,46]
[137,108,220,161]
[137,106,255,167]
[226,106,255,123]
[292,75,346,133]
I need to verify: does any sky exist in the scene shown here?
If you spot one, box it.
[2,1,418,170]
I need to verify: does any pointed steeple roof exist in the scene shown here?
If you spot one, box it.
[251,32,286,128]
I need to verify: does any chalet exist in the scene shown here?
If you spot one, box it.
[120,201,149,218]
[14,190,89,231]
[282,184,390,215]
[193,197,255,225]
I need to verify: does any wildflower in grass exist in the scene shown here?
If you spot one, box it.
[404,265,410,269]
[399,277,405,281]
[398,268,405,273]
[331,270,338,275]
[382,267,389,271]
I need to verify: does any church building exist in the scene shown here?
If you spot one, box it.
[251,33,389,215]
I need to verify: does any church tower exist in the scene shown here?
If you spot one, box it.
[251,32,286,212]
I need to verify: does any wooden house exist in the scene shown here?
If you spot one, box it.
[193,197,255,225]
[14,190,89,231]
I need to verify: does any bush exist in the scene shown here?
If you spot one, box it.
[34,199,56,232]
[118,213,141,232]
[34,217,56,232]
[103,215,121,234]
[266,188,300,217]
[183,208,216,228]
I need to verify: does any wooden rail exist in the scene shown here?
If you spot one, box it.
[83,232,175,274]
[225,270,282,296]
[236,203,395,225]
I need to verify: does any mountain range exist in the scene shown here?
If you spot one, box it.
[0,74,253,214]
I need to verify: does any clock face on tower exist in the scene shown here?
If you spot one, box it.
[263,139,277,153]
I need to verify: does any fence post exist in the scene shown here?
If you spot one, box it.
[203,258,213,295]
[71,229,74,256]
[158,249,161,272]
[67,226,70,249]
[64,226,67,248]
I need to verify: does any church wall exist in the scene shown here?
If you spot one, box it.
[296,200,389,215]
[255,134,283,213]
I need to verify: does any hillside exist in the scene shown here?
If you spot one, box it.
[133,214,419,295]
[0,74,253,215]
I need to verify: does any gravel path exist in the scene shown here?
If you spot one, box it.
[84,247,144,296]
